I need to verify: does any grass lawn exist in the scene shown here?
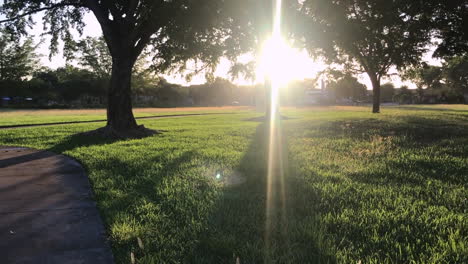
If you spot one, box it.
[0,105,467,263]
[0,106,249,127]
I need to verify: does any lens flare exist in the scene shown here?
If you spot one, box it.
[263,0,289,259]
[258,0,305,88]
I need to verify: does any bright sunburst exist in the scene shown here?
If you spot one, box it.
[258,36,314,86]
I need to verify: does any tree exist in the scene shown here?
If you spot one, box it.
[1,1,236,135]
[380,83,395,102]
[298,0,433,113]
[0,27,40,98]
[29,68,60,99]
[443,55,468,94]
[154,78,185,107]
[393,85,414,104]
[54,66,105,101]
[403,55,468,103]
[403,63,444,90]
[326,74,367,101]
[0,27,39,82]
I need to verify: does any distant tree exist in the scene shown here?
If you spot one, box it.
[443,55,468,94]
[298,0,433,113]
[393,85,414,104]
[34,69,59,86]
[415,87,425,103]
[210,78,236,106]
[0,27,39,82]
[404,55,468,102]
[189,78,236,106]
[29,68,60,99]
[54,66,101,101]
[25,66,111,104]
[155,78,185,107]
[380,83,395,102]
[403,63,444,90]
[74,36,112,79]
[327,74,367,101]
[0,1,240,135]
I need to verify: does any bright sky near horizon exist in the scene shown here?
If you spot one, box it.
[21,11,442,89]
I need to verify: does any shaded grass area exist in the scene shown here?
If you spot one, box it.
[0,105,467,263]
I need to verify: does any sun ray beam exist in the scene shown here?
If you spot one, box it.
[264,0,289,260]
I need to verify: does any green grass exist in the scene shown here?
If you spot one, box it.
[0,107,247,127]
[0,105,467,263]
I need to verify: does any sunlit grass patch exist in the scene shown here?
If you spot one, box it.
[0,106,250,127]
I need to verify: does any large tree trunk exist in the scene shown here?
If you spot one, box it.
[368,72,381,113]
[106,56,138,131]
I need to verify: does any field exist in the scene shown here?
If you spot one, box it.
[0,106,249,127]
[0,105,467,263]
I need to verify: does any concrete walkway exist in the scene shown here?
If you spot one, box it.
[0,147,114,264]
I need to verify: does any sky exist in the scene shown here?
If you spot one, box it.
[23,11,442,90]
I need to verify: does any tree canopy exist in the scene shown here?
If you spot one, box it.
[431,0,468,57]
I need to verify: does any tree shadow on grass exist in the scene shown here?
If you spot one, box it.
[315,115,468,148]
[49,134,116,153]
[84,150,208,263]
[48,129,163,154]
[190,122,336,263]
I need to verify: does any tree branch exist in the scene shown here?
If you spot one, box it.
[101,0,123,21]
[82,0,116,54]
[0,2,84,24]
[127,0,139,19]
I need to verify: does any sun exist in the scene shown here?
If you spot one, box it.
[257,36,311,86]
